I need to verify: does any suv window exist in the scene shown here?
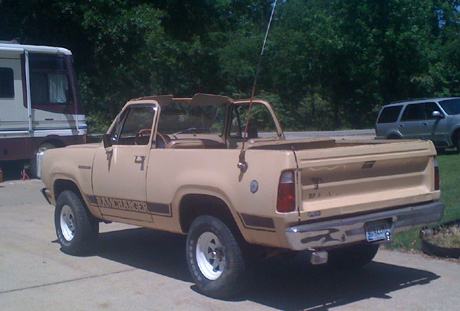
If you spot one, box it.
[401,104,423,121]
[401,102,442,121]
[377,105,402,123]
[424,102,442,119]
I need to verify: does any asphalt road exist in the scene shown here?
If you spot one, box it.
[0,179,459,311]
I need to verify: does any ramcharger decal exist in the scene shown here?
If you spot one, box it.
[86,195,172,217]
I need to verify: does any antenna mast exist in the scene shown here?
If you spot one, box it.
[238,0,278,172]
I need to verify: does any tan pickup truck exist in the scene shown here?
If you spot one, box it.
[41,93,444,298]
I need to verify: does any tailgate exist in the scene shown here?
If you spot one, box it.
[294,140,439,221]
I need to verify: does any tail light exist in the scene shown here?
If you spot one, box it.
[277,170,296,213]
[434,158,440,191]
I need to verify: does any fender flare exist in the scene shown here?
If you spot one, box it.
[172,186,247,238]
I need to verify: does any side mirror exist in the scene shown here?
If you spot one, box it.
[103,133,113,149]
[432,111,444,119]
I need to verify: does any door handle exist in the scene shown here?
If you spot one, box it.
[134,155,146,171]
[134,155,146,163]
[422,122,428,127]
[399,124,404,128]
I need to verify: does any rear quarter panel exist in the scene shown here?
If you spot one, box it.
[146,148,298,248]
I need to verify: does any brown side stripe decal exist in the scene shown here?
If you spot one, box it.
[147,202,171,215]
[86,195,172,217]
[240,213,276,232]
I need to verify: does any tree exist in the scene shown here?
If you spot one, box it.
[2,0,460,131]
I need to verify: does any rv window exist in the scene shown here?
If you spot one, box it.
[0,67,14,98]
[29,54,72,107]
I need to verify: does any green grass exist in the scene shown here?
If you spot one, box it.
[427,225,460,248]
[387,152,460,251]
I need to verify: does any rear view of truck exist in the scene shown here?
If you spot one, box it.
[271,138,444,265]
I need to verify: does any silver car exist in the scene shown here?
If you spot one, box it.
[375,97,460,150]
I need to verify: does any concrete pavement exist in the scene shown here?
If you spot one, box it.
[1,179,459,311]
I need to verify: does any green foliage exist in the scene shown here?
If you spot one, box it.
[436,153,460,223]
[2,0,459,252]
[2,0,460,131]
[388,153,460,251]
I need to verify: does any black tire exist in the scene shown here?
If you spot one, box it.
[186,215,250,299]
[387,134,401,140]
[454,133,460,152]
[328,243,380,270]
[55,190,99,255]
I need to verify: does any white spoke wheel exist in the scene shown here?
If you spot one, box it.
[186,215,250,299]
[55,190,99,255]
[196,232,225,280]
[60,205,76,241]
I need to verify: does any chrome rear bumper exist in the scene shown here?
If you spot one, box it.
[285,201,445,250]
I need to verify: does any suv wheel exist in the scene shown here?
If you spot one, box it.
[455,133,460,152]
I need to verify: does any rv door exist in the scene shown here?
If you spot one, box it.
[0,48,27,131]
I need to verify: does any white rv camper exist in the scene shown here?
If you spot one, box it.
[0,41,86,175]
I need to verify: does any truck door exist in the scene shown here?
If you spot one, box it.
[92,104,157,225]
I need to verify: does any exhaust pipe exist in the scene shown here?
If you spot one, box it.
[310,251,328,265]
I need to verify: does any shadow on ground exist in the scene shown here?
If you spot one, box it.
[94,227,439,311]
[96,227,190,282]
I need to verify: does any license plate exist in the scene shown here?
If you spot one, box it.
[365,221,391,242]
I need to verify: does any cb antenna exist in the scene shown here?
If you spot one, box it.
[238,0,278,172]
